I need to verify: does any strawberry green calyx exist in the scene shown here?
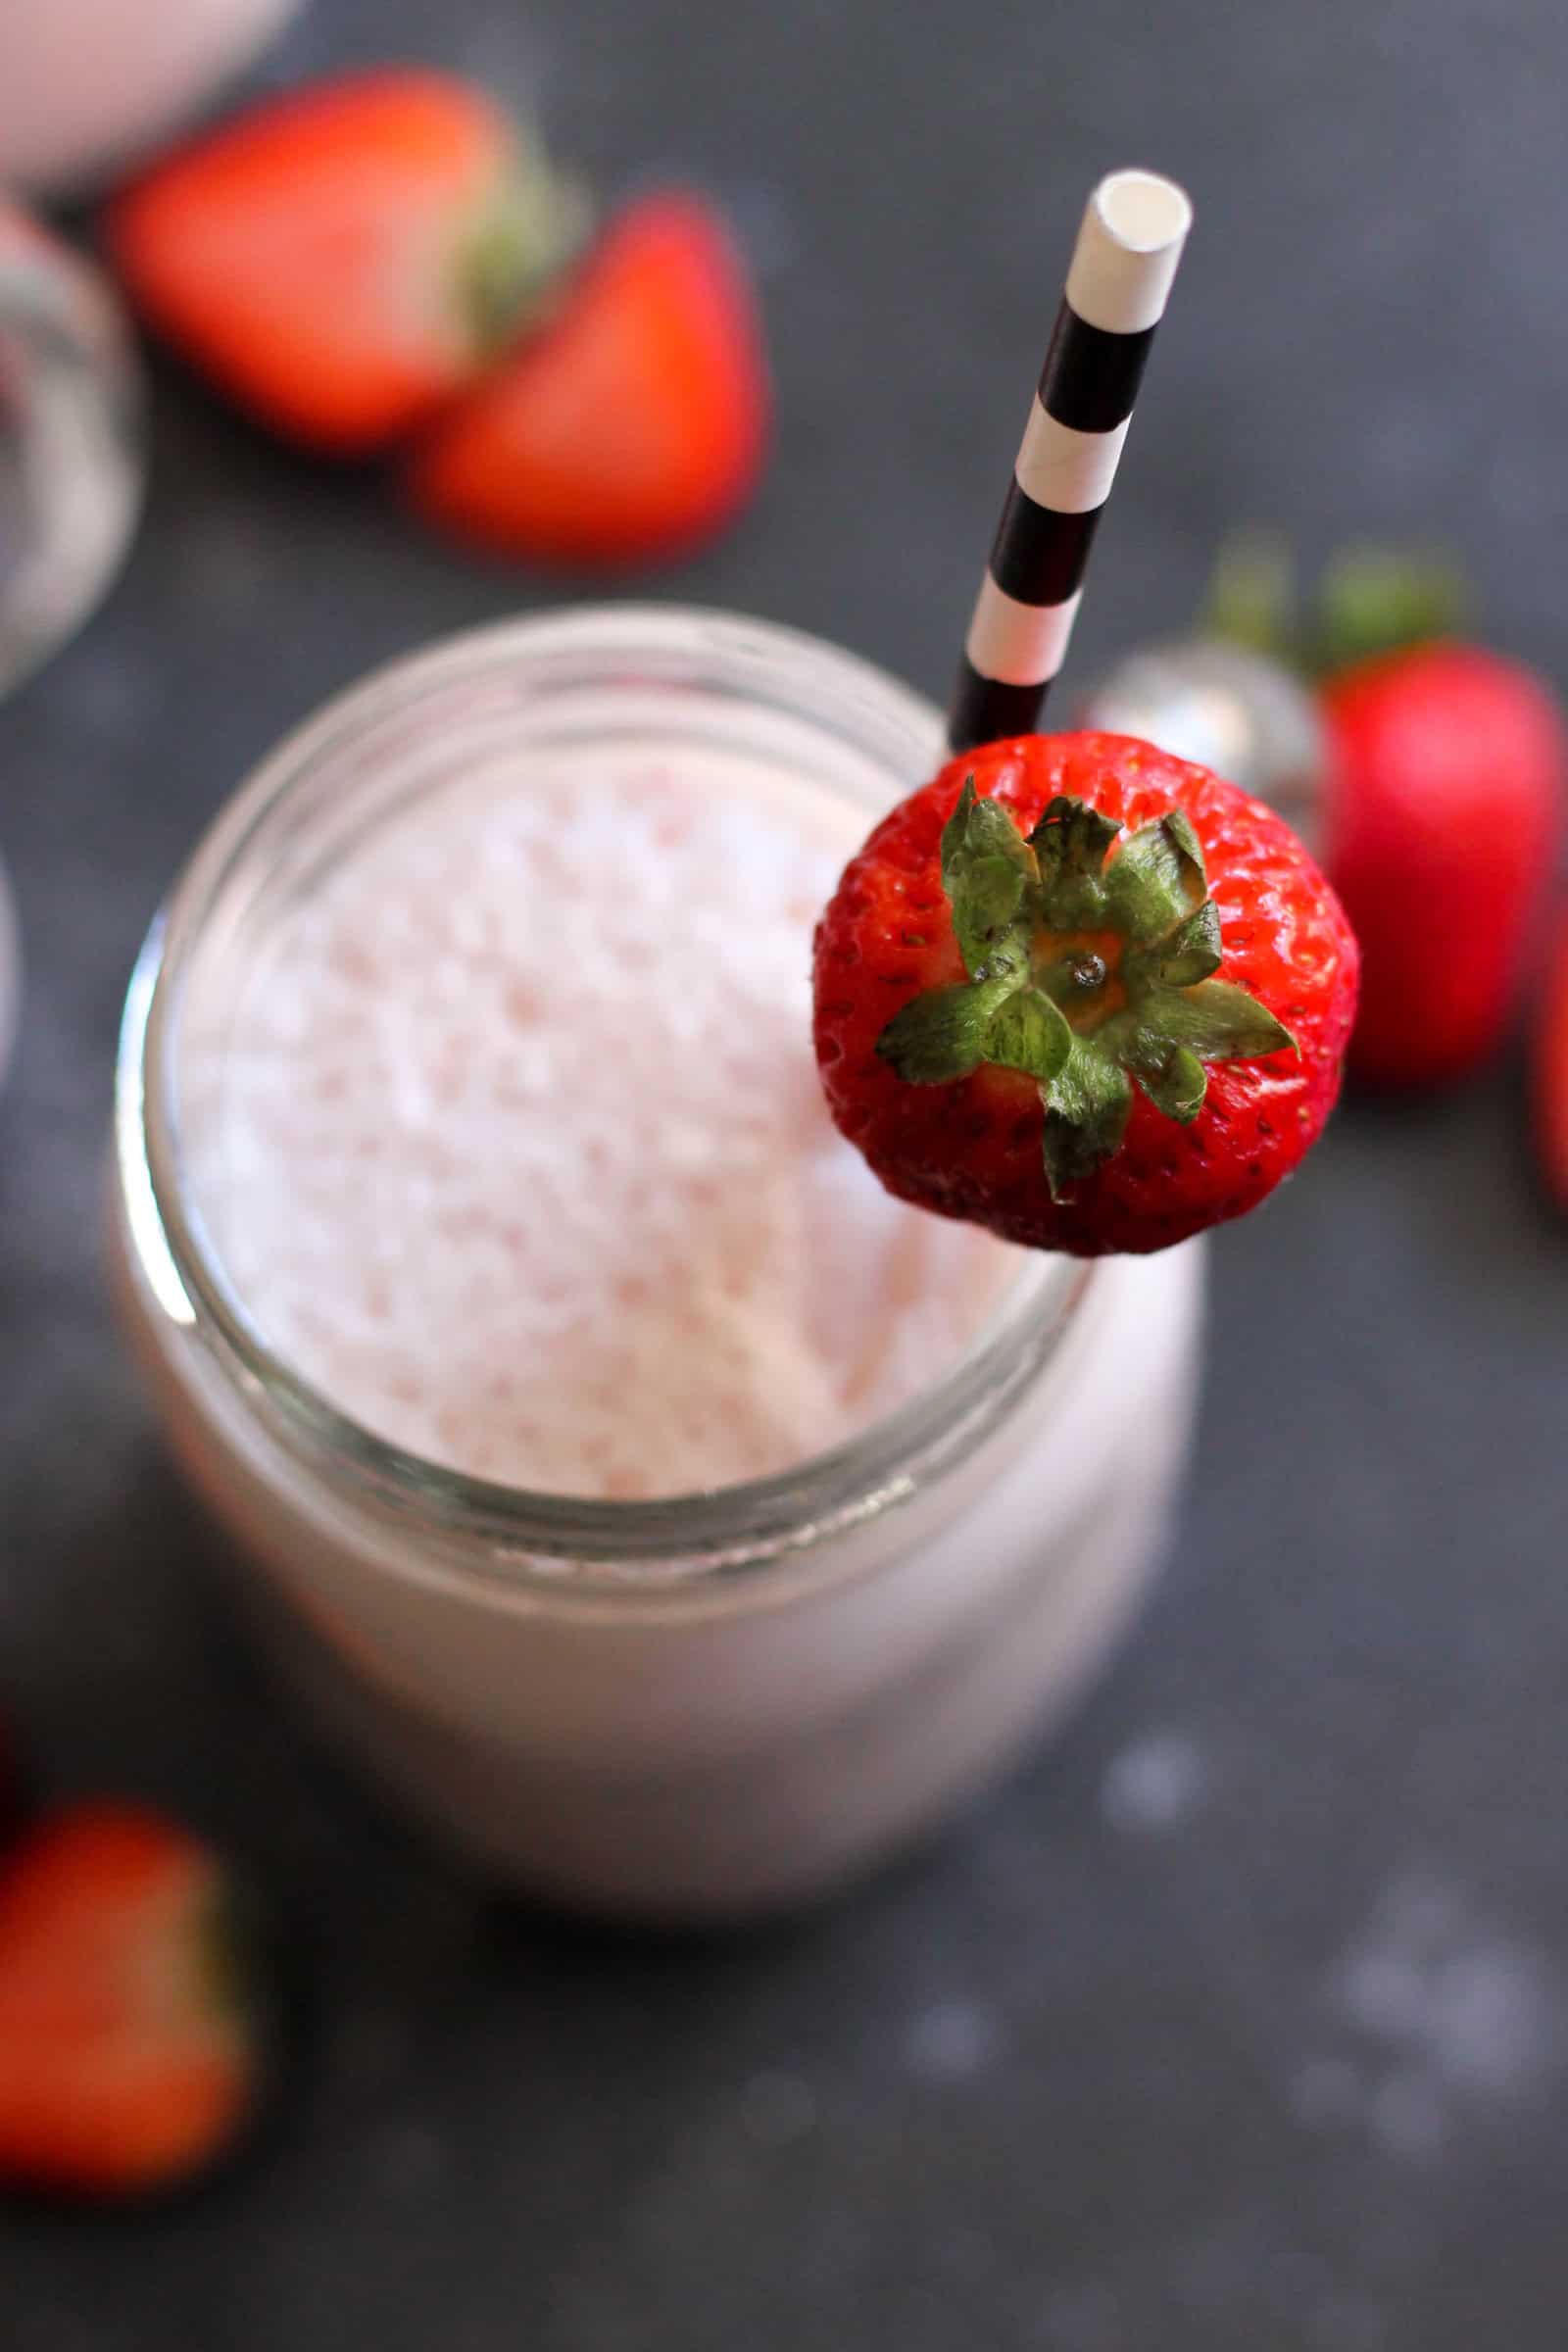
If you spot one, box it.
[876,781,1297,1197]
[1203,530,1467,678]
[462,144,594,353]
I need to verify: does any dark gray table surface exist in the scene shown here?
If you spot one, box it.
[4,0,1567,2344]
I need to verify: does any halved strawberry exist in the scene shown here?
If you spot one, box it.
[104,69,584,456]
[404,191,768,569]
[813,732,1358,1257]
[0,1803,262,2196]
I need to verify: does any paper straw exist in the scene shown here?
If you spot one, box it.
[947,169,1193,755]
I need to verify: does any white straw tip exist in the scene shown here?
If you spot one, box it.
[1066,170,1193,334]
[1093,170,1193,257]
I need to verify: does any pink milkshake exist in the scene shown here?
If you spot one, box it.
[114,608,1203,1915]
[190,742,1019,1498]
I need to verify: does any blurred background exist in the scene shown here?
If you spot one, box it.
[2,0,1567,2345]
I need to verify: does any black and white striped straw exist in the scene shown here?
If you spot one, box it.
[948,169,1193,756]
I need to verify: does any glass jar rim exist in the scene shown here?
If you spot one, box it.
[119,604,1090,1584]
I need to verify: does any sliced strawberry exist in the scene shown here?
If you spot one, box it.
[404,192,768,569]
[1534,910,1568,1214]
[104,69,583,456]
[0,1803,262,2196]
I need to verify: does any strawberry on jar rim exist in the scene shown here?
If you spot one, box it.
[812,731,1359,1258]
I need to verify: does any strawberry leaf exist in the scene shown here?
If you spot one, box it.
[986,987,1072,1083]
[1029,794,1120,877]
[937,778,980,893]
[1201,529,1298,662]
[1105,812,1207,940]
[1131,1042,1208,1122]
[1028,796,1119,930]
[953,855,1028,977]
[1152,900,1223,987]
[939,780,1039,979]
[876,976,1020,1084]
[1040,1044,1132,1199]
[1309,545,1467,677]
[940,779,1036,887]
[1150,980,1297,1061]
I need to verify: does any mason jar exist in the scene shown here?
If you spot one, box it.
[111,608,1205,1919]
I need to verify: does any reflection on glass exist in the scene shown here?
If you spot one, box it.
[0,199,144,703]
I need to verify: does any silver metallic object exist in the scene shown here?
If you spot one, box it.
[1077,638,1326,854]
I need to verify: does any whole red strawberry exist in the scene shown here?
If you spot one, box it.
[1322,644,1566,1089]
[104,69,585,456]
[405,191,768,569]
[813,732,1358,1257]
[0,1803,264,2196]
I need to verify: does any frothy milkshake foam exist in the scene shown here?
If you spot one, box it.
[191,742,1019,1498]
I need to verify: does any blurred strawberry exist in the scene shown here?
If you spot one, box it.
[1209,544,1567,1090]
[0,1803,263,2196]
[104,69,586,456]
[404,191,768,569]
[1533,908,1568,1213]
[1322,639,1565,1091]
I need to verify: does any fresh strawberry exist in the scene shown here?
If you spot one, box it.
[812,732,1358,1257]
[0,1803,262,2196]
[403,192,767,569]
[1321,644,1566,1089]
[1204,542,1568,1090]
[1533,909,1568,1214]
[104,69,585,456]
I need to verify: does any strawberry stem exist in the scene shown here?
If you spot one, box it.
[1307,544,1467,676]
[1202,532,1469,679]
[462,149,595,354]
